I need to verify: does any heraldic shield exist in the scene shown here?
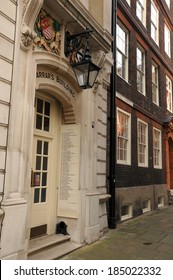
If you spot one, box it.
[34,9,61,55]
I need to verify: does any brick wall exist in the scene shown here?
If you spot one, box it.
[114,0,173,191]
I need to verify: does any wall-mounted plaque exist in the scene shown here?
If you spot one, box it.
[58,124,80,218]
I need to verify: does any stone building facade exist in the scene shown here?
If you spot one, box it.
[0,0,112,259]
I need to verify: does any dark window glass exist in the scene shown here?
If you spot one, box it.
[43,157,48,170]
[36,115,42,130]
[37,140,42,154]
[45,102,50,116]
[42,172,47,186]
[41,188,47,202]
[36,156,41,170]
[44,117,50,131]
[37,98,43,113]
[43,142,48,155]
[34,188,40,203]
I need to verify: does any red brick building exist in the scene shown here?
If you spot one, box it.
[108,0,173,222]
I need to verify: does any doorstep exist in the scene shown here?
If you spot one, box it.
[28,234,84,260]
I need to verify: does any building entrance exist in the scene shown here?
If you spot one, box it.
[30,94,61,238]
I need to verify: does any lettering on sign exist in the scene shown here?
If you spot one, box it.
[58,124,80,218]
[36,71,76,98]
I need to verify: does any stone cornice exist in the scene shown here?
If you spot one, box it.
[58,0,112,52]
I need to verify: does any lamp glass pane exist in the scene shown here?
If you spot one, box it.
[88,69,99,87]
[72,60,100,89]
[73,63,90,87]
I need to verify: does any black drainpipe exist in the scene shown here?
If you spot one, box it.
[108,0,117,229]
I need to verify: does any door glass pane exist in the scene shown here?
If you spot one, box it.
[34,172,41,186]
[42,172,47,186]
[34,188,40,203]
[36,156,41,170]
[43,157,48,170]
[41,188,47,202]
[37,140,42,154]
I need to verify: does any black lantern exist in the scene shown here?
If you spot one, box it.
[65,29,100,89]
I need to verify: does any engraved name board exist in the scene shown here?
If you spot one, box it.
[58,124,80,218]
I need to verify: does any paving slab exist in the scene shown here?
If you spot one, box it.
[58,206,173,260]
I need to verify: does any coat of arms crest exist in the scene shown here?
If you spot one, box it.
[34,9,61,54]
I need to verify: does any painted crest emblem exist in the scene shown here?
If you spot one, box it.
[34,9,61,54]
[40,17,54,41]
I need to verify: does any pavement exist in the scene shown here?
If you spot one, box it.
[59,206,173,260]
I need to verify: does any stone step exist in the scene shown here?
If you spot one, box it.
[28,234,83,260]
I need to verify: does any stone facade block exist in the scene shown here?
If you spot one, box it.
[0,81,11,103]
[0,36,14,61]
[0,126,7,147]
[0,14,15,40]
[0,103,9,124]
[0,59,12,81]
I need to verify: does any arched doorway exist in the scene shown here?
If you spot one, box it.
[29,62,79,239]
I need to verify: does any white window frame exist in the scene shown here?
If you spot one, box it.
[143,199,151,213]
[136,45,146,95]
[166,76,173,112]
[117,108,131,165]
[158,196,164,207]
[116,21,129,82]
[164,24,171,57]
[153,128,162,169]
[151,1,159,45]
[137,119,148,167]
[121,204,132,221]
[125,0,131,5]
[165,0,170,8]
[152,61,159,105]
[136,0,146,26]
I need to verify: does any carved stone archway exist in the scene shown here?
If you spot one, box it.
[21,0,44,50]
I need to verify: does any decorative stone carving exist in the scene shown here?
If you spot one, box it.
[21,0,44,50]
[92,49,106,68]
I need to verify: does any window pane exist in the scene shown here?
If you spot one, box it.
[36,156,41,170]
[41,188,47,202]
[44,117,50,131]
[43,157,48,170]
[153,129,161,168]
[43,142,49,155]
[36,115,42,130]
[34,188,40,203]
[164,25,170,56]
[117,111,130,163]
[37,140,42,154]
[45,102,50,116]
[37,98,43,113]
[116,22,128,80]
[42,172,47,186]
